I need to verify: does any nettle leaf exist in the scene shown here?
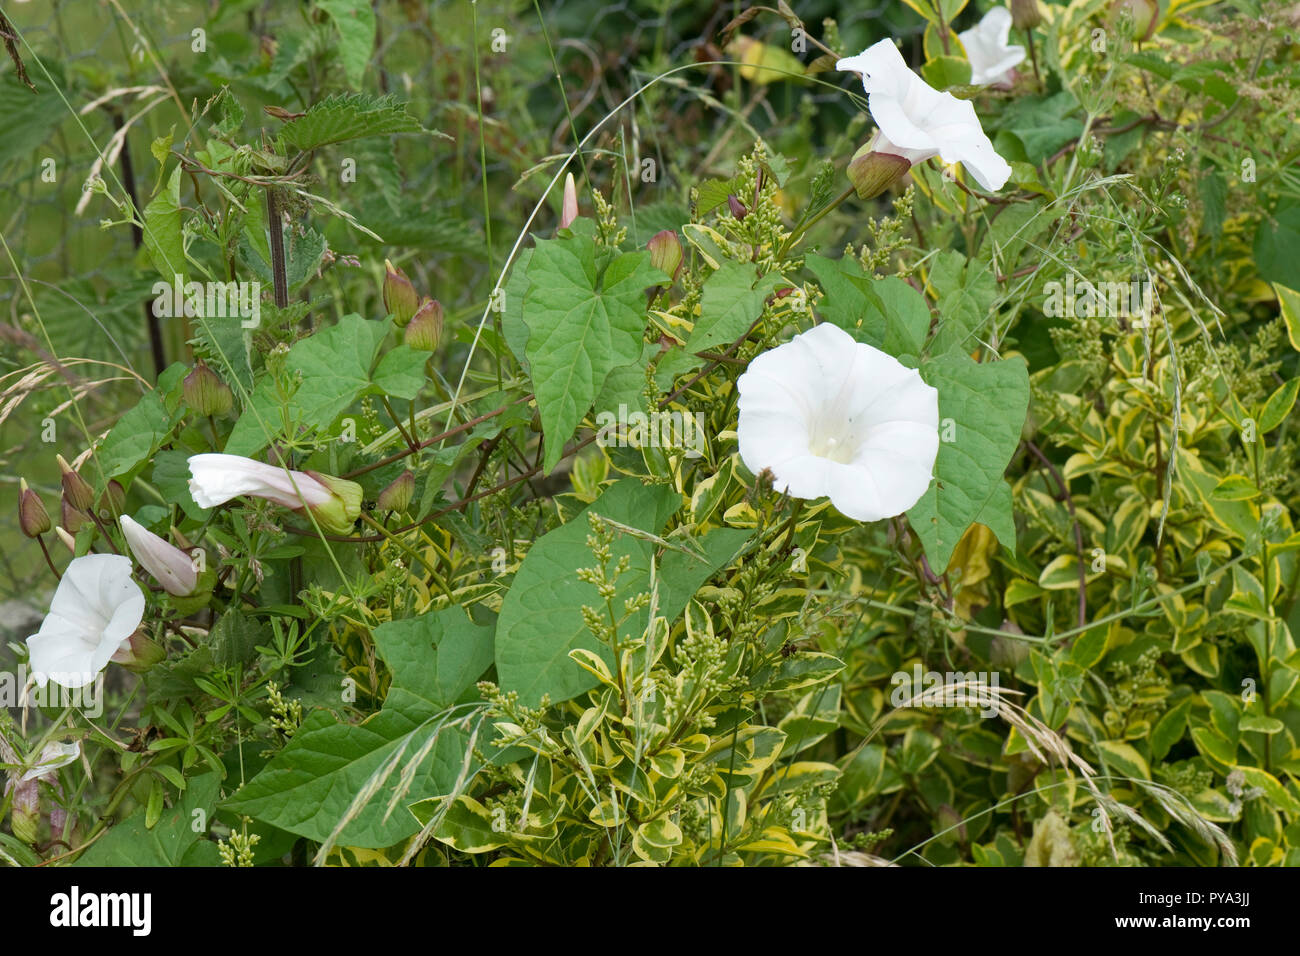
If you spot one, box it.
[523,225,666,472]
[239,226,327,294]
[908,353,1029,572]
[276,92,428,151]
[927,250,997,355]
[656,260,784,385]
[75,772,222,866]
[806,254,930,364]
[315,0,376,88]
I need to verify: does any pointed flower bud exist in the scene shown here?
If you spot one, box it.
[183,361,233,418]
[110,628,166,673]
[61,498,89,534]
[404,298,444,352]
[18,479,51,538]
[187,453,363,535]
[1011,0,1044,30]
[727,194,749,220]
[560,172,579,229]
[99,479,126,515]
[647,230,684,282]
[376,470,415,513]
[120,515,200,597]
[846,142,912,199]
[9,780,38,844]
[54,526,76,553]
[383,259,420,327]
[1109,0,1157,40]
[56,455,94,513]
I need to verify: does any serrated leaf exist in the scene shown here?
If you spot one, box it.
[277,92,426,151]
[316,0,376,88]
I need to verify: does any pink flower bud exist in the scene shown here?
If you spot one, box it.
[120,515,200,597]
[560,172,579,229]
[647,230,684,282]
[404,298,444,352]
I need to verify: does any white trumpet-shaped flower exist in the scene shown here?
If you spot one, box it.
[836,38,1012,191]
[25,554,145,688]
[19,741,81,784]
[737,323,940,522]
[187,453,362,534]
[959,7,1026,86]
[120,514,198,597]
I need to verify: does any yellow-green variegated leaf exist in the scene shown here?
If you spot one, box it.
[1191,724,1238,768]
[1094,740,1151,782]
[632,817,682,864]
[414,796,508,853]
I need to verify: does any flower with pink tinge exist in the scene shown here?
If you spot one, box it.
[120,514,199,597]
[186,453,362,534]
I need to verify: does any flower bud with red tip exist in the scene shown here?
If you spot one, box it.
[383,259,420,327]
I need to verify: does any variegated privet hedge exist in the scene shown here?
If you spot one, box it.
[4,0,1300,867]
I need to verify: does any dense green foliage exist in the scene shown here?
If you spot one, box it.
[2,0,1300,868]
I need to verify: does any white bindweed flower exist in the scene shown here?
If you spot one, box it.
[26,554,145,689]
[737,323,940,522]
[837,38,1012,191]
[120,515,198,597]
[959,7,1026,86]
[187,453,362,534]
[19,741,81,784]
